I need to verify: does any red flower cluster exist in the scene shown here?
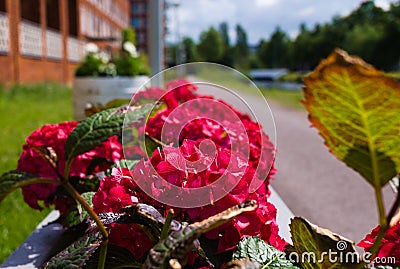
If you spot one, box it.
[107,223,153,260]
[93,79,285,260]
[92,166,154,260]
[144,80,276,191]
[358,222,400,262]
[93,166,139,213]
[17,121,122,211]
[133,140,285,252]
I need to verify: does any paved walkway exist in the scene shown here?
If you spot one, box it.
[268,101,394,243]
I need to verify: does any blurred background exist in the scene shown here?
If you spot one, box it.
[0,0,399,264]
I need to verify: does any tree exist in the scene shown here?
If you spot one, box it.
[233,24,250,69]
[181,37,198,62]
[292,23,312,70]
[219,22,230,48]
[197,27,224,62]
[289,1,399,70]
[219,22,234,66]
[235,24,249,57]
[258,27,290,68]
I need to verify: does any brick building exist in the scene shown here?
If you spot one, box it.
[0,0,129,85]
[130,0,147,53]
[130,0,166,56]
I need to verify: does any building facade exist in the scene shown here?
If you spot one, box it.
[130,0,147,53]
[0,0,129,85]
[130,0,166,58]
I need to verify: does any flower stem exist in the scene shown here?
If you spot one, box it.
[62,181,108,240]
[358,187,388,268]
[369,187,388,254]
[160,209,174,241]
[62,157,109,268]
[63,159,72,182]
[98,239,108,269]
[375,187,388,230]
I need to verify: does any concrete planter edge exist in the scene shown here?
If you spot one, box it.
[0,188,294,269]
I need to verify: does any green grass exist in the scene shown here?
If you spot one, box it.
[276,71,308,83]
[262,88,305,110]
[0,83,72,263]
[194,65,255,93]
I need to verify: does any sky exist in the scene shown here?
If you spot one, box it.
[165,0,397,45]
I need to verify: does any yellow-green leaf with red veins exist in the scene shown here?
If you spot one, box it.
[303,48,400,187]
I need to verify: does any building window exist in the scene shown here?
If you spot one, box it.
[132,3,140,13]
[21,0,40,24]
[132,18,141,28]
[137,32,145,44]
[68,0,78,36]
[0,0,6,13]
[46,0,60,30]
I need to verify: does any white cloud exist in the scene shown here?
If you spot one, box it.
[375,0,391,10]
[167,0,237,43]
[298,6,316,18]
[166,0,399,44]
[255,0,279,8]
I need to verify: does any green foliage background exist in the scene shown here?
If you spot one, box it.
[170,1,400,72]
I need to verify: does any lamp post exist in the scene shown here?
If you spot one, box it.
[171,1,184,65]
[148,0,164,81]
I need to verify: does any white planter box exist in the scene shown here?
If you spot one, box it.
[73,76,150,120]
[0,187,293,268]
[0,211,63,269]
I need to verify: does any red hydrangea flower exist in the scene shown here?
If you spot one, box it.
[92,80,283,260]
[132,79,197,108]
[130,139,284,252]
[17,121,123,211]
[93,166,139,213]
[144,86,276,191]
[358,222,400,262]
[92,166,154,260]
[108,223,153,260]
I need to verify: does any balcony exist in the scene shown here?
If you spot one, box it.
[46,29,62,60]
[0,12,9,54]
[20,20,43,58]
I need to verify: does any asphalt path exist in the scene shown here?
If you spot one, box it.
[267,100,394,244]
[192,80,395,245]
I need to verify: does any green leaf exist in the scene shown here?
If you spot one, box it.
[224,260,261,269]
[0,170,59,203]
[144,134,161,157]
[103,98,131,109]
[64,108,122,163]
[232,236,299,268]
[64,103,154,171]
[84,245,141,269]
[119,159,140,169]
[77,192,95,221]
[289,217,357,269]
[303,49,400,187]
[43,231,102,269]
[57,206,81,227]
